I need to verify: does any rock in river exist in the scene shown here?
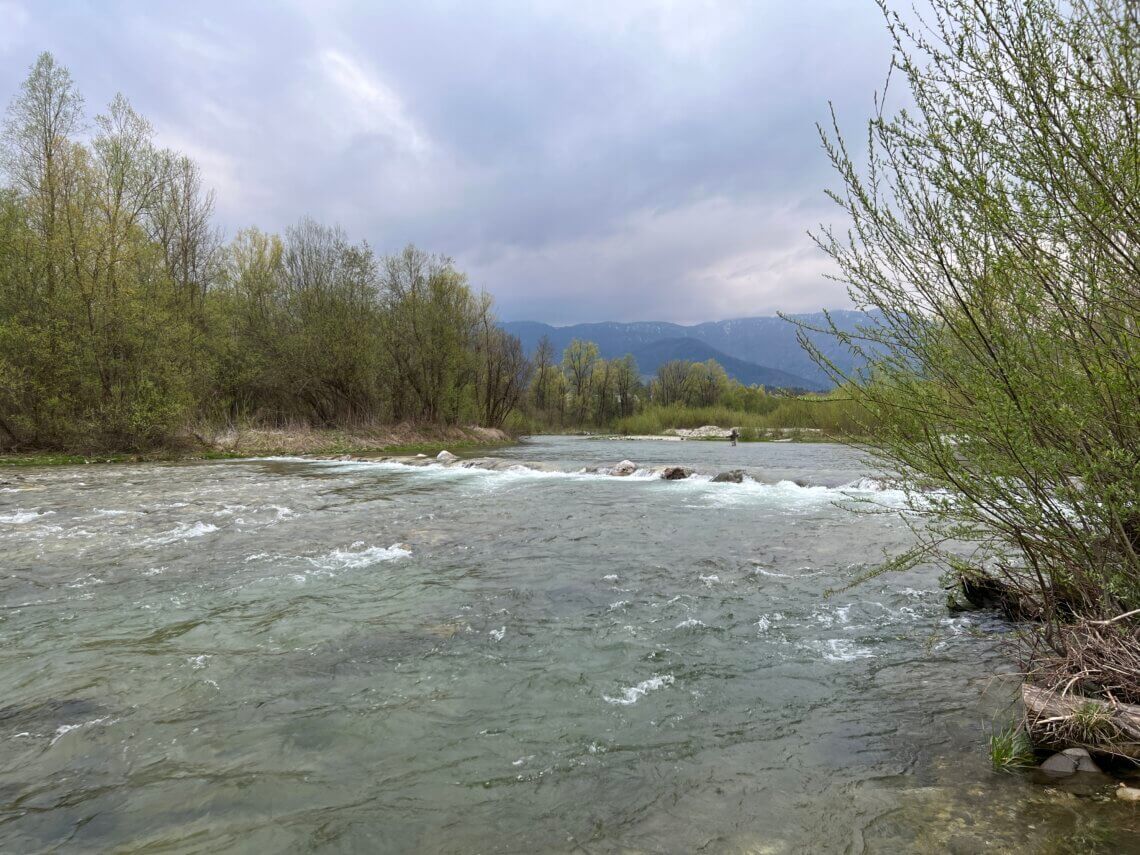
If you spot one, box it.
[1040,747,1102,776]
[611,460,638,476]
[711,470,746,484]
[436,450,458,462]
[661,466,692,480]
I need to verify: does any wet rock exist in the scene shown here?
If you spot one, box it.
[959,575,1040,620]
[1040,752,1078,776]
[711,470,746,484]
[436,450,458,462]
[1039,752,1098,779]
[1118,784,1140,801]
[661,466,692,480]
[1061,747,1102,773]
[415,453,427,458]
[611,460,637,476]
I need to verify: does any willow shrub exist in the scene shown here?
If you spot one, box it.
[806,0,1140,697]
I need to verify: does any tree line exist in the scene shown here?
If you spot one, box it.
[0,52,854,454]
[525,337,776,428]
[0,54,529,450]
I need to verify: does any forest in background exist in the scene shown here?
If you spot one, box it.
[0,53,536,451]
[514,336,868,437]
[0,54,863,454]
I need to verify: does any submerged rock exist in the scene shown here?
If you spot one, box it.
[661,466,692,480]
[611,460,638,476]
[436,450,458,462]
[711,470,746,484]
[1118,784,1140,801]
[1040,748,1102,776]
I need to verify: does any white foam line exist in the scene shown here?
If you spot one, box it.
[139,521,218,546]
[0,509,53,524]
[604,674,675,705]
[263,455,920,507]
[307,542,411,572]
[50,716,112,746]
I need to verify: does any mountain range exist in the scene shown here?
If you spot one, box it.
[501,310,870,391]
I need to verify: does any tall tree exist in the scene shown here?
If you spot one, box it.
[530,334,555,412]
[475,302,530,428]
[684,359,728,407]
[652,360,689,406]
[380,245,479,424]
[1,51,83,294]
[561,338,598,423]
[613,354,640,418]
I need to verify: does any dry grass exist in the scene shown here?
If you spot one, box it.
[1021,614,1140,760]
[183,422,512,456]
[1027,614,1140,705]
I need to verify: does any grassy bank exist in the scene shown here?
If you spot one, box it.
[595,397,874,439]
[0,424,514,467]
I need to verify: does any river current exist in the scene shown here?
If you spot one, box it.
[2,437,1138,852]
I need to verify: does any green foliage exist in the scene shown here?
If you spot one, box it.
[802,0,1140,668]
[987,723,1035,772]
[1069,702,1115,743]
[518,331,874,436]
[611,399,869,436]
[0,55,528,451]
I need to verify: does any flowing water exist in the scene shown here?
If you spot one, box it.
[2,437,1138,853]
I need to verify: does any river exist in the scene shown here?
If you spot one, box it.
[2,437,1137,852]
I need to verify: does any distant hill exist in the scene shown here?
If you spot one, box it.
[501,310,871,390]
[628,338,819,391]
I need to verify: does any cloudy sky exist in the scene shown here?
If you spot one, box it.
[0,0,894,324]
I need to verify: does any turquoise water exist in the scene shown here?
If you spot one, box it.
[1,437,1137,852]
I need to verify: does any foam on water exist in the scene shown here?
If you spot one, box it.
[271,455,918,511]
[817,639,876,662]
[603,674,675,705]
[1,438,1078,852]
[140,521,219,546]
[0,509,53,524]
[752,565,826,579]
[50,716,112,746]
[307,542,412,572]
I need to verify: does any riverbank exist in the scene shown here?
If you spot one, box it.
[531,426,844,443]
[0,424,514,467]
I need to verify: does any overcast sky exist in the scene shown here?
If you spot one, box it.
[0,0,894,324]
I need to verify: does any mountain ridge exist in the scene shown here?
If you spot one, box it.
[501,310,869,390]
[627,338,819,390]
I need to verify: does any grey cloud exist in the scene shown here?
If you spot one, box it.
[0,0,893,323]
